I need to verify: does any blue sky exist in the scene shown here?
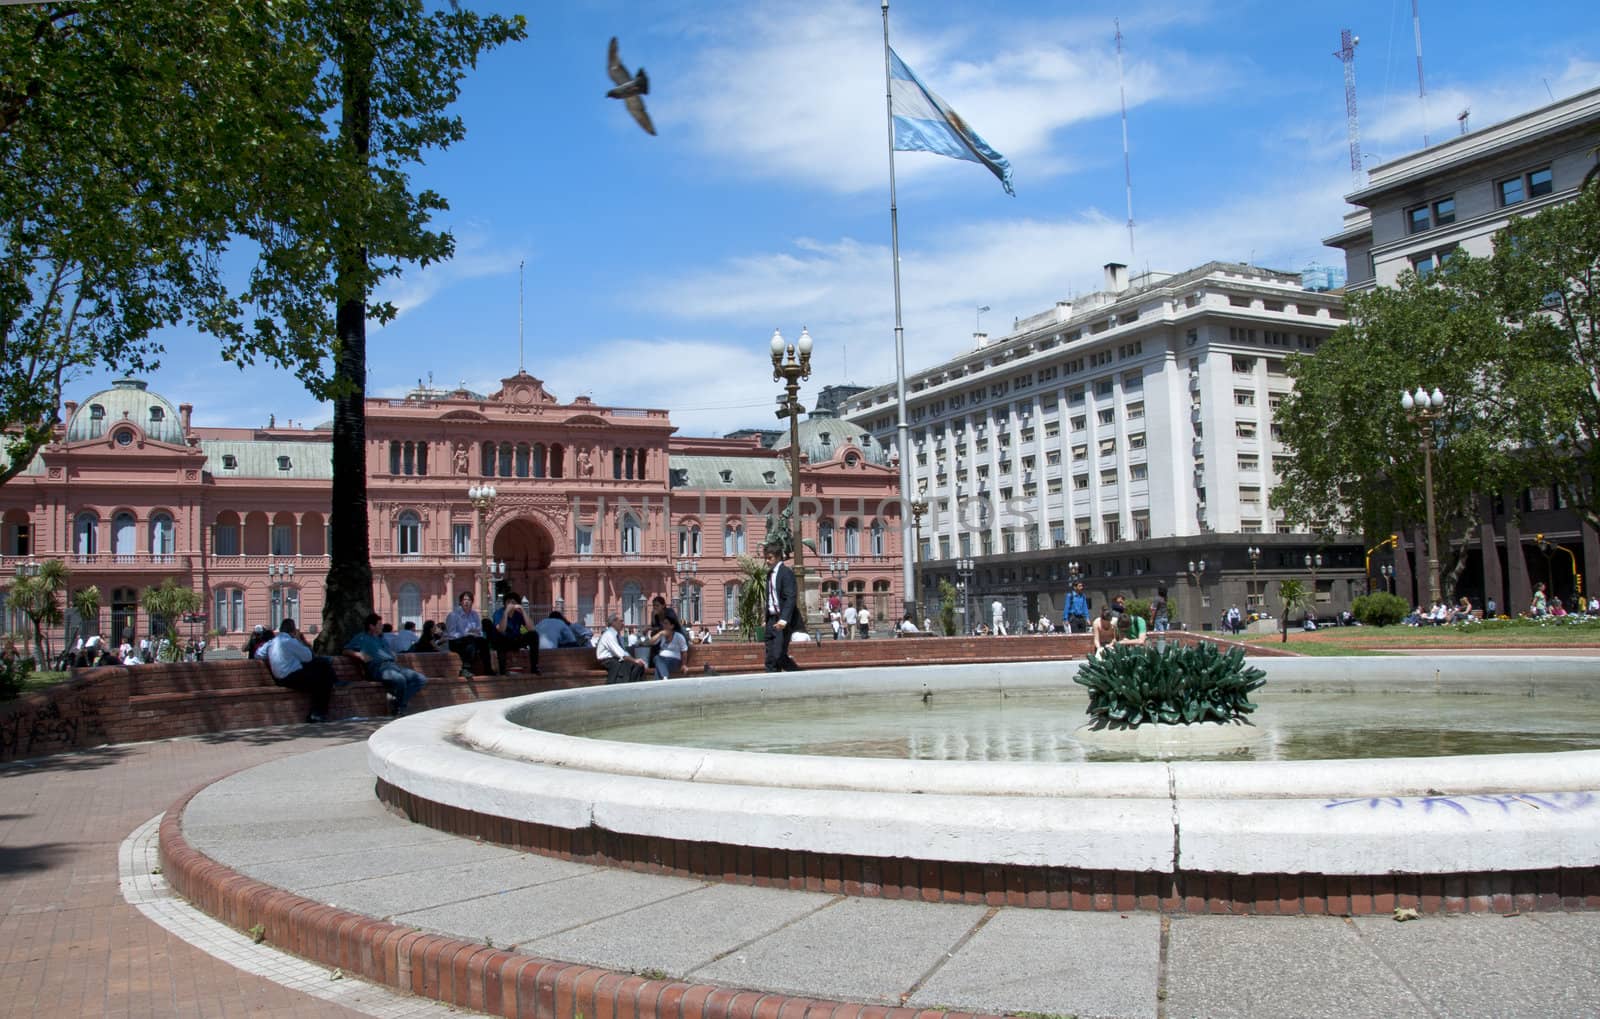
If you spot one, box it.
[76,0,1600,436]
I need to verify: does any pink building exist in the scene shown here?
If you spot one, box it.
[0,374,905,647]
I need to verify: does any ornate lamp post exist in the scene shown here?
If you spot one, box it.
[267,562,294,626]
[771,327,813,619]
[1247,545,1262,614]
[909,498,927,620]
[1401,386,1446,606]
[955,556,975,634]
[674,559,699,622]
[467,484,499,609]
[1379,563,1395,594]
[1186,558,1209,630]
[1304,553,1323,621]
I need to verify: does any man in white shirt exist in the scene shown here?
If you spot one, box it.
[857,605,872,639]
[595,614,646,683]
[991,599,1008,636]
[842,603,857,640]
[443,592,489,678]
[262,618,335,723]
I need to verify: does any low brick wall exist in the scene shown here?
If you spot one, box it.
[1,631,1281,762]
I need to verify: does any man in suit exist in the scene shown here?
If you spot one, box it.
[763,542,802,672]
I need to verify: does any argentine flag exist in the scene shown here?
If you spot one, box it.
[889,47,1014,196]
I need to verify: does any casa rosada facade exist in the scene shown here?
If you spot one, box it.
[0,373,905,647]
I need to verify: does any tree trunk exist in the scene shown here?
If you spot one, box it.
[316,7,375,654]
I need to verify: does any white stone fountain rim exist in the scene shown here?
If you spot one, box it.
[449,657,1600,799]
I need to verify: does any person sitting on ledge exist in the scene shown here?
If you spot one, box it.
[653,616,688,679]
[595,613,646,683]
[344,612,428,716]
[443,591,490,678]
[262,618,336,723]
[1091,608,1119,658]
[487,592,541,675]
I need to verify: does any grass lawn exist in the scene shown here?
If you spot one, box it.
[1242,618,1600,653]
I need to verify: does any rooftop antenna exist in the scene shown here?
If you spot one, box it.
[1334,29,1363,187]
[1115,19,1136,259]
[976,304,990,334]
[517,260,525,372]
[1412,0,1430,146]
[1457,107,1470,135]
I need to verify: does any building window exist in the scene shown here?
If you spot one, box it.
[818,519,835,556]
[619,513,640,555]
[271,523,295,556]
[214,522,239,556]
[213,587,245,633]
[112,511,136,557]
[397,511,421,556]
[397,583,423,628]
[845,520,860,556]
[575,524,593,556]
[453,523,472,557]
[724,522,745,556]
[1100,469,1117,487]
[1499,166,1553,206]
[677,582,702,624]
[1238,454,1259,471]
[1233,390,1256,407]
[1411,252,1435,277]
[149,513,175,557]
[270,586,300,628]
[5,519,30,557]
[621,581,645,626]
[723,582,742,619]
[870,519,885,556]
[1073,474,1089,490]
[1132,512,1151,540]
[88,403,106,437]
[1130,463,1148,481]
[277,455,292,471]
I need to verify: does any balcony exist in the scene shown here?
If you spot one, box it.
[18,553,197,572]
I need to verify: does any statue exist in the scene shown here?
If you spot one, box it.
[577,448,594,477]
[762,503,817,559]
[453,441,469,475]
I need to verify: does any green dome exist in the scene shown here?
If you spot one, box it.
[771,414,892,466]
[65,379,186,444]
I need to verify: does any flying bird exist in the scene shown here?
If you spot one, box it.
[606,36,655,136]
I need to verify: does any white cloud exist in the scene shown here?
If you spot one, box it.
[671,0,1228,194]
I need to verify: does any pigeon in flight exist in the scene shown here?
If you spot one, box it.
[606,36,655,136]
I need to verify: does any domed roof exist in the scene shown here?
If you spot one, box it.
[771,413,892,466]
[65,379,186,444]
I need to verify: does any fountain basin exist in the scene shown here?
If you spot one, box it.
[368,657,1600,910]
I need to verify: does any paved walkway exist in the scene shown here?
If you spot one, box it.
[182,741,1600,1019]
[0,723,388,1018]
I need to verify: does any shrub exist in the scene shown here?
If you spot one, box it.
[1352,592,1410,627]
[938,579,958,636]
[0,653,35,700]
[1074,641,1266,730]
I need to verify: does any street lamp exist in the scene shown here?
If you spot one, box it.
[909,498,928,621]
[955,556,975,635]
[771,327,813,616]
[1067,559,1082,585]
[1186,558,1209,632]
[267,562,294,626]
[1379,563,1395,594]
[674,559,698,621]
[467,483,498,609]
[13,558,40,579]
[1401,386,1446,605]
[1304,553,1323,621]
[1246,545,1262,613]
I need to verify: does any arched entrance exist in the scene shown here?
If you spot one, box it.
[492,517,556,611]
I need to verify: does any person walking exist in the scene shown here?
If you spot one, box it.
[991,598,1008,636]
[857,604,872,639]
[1151,586,1169,633]
[842,602,857,641]
[763,542,802,672]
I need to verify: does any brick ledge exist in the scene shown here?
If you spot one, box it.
[158,779,1009,1019]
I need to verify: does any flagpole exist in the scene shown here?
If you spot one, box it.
[881,0,917,626]
[518,259,526,372]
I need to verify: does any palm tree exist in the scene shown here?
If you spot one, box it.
[734,555,770,641]
[1277,579,1310,644]
[141,578,202,661]
[68,585,101,652]
[10,559,69,664]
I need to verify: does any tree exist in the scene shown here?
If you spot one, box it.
[0,3,326,483]
[734,556,769,641]
[1271,257,1521,600]
[140,578,201,662]
[67,583,99,649]
[938,579,959,636]
[1276,578,1309,645]
[1485,177,1600,530]
[7,558,68,663]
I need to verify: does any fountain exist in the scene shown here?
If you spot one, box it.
[368,657,1600,913]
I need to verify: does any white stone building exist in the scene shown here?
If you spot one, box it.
[840,261,1354,626]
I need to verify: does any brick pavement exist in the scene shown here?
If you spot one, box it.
[0,722,382,1018]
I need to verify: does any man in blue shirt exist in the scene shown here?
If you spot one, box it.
[1062,581,1090,634]
[443,591,489,678]
[344,613,427,715]
[487,592,541,675]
